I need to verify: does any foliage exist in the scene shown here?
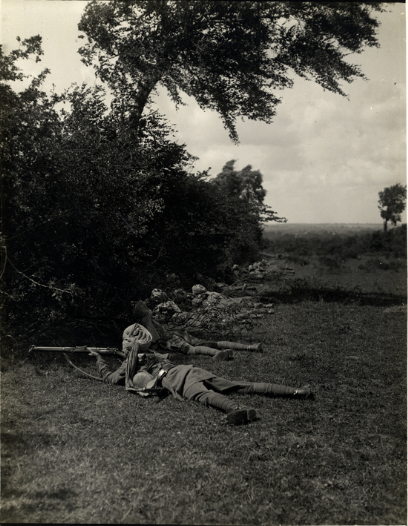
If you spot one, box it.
[369,224,407,258]
[262,224,407,259]
[78,0,383,142]
[378,183,407,232]
[1,38,70,322]
[1,39,277,328]
[2,0,385,327]
[211,160,286,266]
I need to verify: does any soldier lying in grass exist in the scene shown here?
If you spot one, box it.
[124,301,263,362]
[88,343,313,426]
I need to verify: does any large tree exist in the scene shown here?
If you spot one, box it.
[2,38,280,325]
[378,183,407,232]
[0,38,198,321]
[78,1,383,142]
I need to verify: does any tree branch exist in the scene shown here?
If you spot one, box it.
[7,257,73,296]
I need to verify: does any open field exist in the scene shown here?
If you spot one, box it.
[1,252,406,524]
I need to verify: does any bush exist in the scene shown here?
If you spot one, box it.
[341,248,360,259]
[1,43,278,329]
[318,256,342,270]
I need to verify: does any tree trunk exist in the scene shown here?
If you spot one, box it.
[131,75,162,138]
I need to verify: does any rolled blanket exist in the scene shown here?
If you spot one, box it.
[192,284,207,295]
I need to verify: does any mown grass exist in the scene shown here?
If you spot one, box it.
[1,260,407,524]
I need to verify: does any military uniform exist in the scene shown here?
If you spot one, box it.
[95,345,313,425]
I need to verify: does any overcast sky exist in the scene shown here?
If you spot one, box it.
[2,0,406,224]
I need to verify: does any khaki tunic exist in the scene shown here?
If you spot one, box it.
[96,350,215,402]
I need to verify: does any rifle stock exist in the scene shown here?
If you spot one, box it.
[29,345,126,359]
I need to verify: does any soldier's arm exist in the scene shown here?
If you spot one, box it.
[89,351,127,385]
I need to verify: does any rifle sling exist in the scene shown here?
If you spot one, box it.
[63,353,104,382]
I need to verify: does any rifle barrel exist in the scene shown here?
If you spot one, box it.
[28,346,122,356]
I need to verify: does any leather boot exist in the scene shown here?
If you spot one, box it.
[206,393,257,425]
[293,385,314,399]
[225,407,257,425]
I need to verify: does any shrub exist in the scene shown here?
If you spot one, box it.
[1,42,282,329]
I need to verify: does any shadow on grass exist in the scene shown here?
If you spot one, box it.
[261,286,406,307]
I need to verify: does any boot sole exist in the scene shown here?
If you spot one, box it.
[294,384,314,400]
[226,408,257,425]
[246,343,263,352]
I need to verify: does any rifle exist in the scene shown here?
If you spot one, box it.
[28,345,126,359]
[28,345,162,395]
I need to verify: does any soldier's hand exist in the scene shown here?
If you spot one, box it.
[88,350,100,358]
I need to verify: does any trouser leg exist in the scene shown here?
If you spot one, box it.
[236,382,297,397]
[187,345,233,361]
[187,345,216,356]
[195,340,262,352]
[188,379,257,425]
[204,377,300,397]
[206,378,313,399]
[203,382,260,424]
[190,382,239,413]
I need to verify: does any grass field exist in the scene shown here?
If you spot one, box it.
[1,254,406,524]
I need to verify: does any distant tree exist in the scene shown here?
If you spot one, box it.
[78,1,383,142]
[378,183,407,232]
[212,160,266,204]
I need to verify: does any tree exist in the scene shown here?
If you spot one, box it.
[3,37,283,325]
[212,160,267,204]
[210,161,285,265]
[378,183,407,232]
[78,1,383,142]
[1,38,197,322]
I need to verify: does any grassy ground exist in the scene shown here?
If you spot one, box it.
[1,257,406,524]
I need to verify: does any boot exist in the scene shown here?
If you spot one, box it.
[217,341,263,352]
[293,385,314,400]
[225,407,257,426]
[212,350,234,361]
[206,393,257,425]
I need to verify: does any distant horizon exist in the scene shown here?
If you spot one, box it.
[266,221,385,225]
[264,222,401,227]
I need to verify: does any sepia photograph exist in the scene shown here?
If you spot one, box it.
[1,1,406,524]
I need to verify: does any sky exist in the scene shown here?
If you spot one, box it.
[1,0,406,224]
